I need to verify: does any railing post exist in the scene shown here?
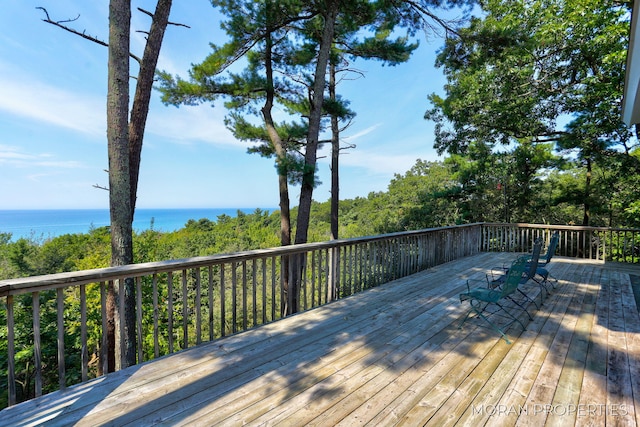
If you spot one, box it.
[56,288,66,390]
[33,292,42,397]
[328,246,339,301]
[7,295,15,406]
[80,285,88,382]
[100,282,108,376]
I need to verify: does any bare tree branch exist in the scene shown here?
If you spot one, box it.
[137,7,190,28]
[37,6,142,64]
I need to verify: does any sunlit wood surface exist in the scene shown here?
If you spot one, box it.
[1,252,639,426]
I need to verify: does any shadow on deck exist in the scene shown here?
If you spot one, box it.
[1,252,639,426]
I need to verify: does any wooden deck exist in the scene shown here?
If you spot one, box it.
[2,252,639,426]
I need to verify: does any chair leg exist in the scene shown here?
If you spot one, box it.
[517,288,539,310]
[459,307,475,330]
[471,305,513,345]
[507,295,533,321]
[460,299,526,344]
[533,276,551,305]
[495,301,527,331]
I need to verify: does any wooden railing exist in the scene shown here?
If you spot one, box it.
[482,223,640,263]
[0,224,482,408]
[2,222,639,409]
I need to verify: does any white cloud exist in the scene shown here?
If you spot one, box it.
[0,145,85,169]
[315,122,438,176]
[148,104,244,148]
[343,124,382,142]
[340,150,419,175]
[0,76,105,136]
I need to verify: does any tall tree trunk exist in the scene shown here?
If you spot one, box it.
[107,0,135,369]
[129,0,173,217]
[295,0,338,246]
[582,157,592,227]
[329,60,339,241]
[262,25,292,248]
[289,1,338,315]
[329,60,340,301]
[261,23,292,314]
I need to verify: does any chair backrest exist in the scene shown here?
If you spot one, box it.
[544,232,559,263]
[500,256,528,297]
[526,238,543,279]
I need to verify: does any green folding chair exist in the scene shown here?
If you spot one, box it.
[459,256,529,344]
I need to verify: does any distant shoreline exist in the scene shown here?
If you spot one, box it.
[0,208,277,241]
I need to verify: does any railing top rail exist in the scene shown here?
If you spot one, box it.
[483,223,640,233]
[0,223,483,297]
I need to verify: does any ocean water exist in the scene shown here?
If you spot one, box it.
[0,208,274,241]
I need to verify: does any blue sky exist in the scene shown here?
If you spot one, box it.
[0,0,457,210]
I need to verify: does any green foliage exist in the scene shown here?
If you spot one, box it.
[426,0,636,226]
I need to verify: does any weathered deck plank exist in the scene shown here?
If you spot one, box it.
[1,254,639,427]
[453,263,576,427]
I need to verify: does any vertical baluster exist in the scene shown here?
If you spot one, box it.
[402,237,407,273]
[325,248,330,301]
[241,261,247,330]
[182,270,188,349]
[252,259,257,327]
[261,259,267,324]
[411,237,416,273]
[136,277,143,363]
[80,285,88,382]
[363,243,370,287]
[323,248,329,302]
[339,246,345,297]
[342,245,348,296]
[366,242,377,288]
[372,241,378,285]
[280,256,286,318]
[301,253,307,311]
[195,268,202,345]
[208,266,214,341]
[336,246,342,301]
[317,250,322,304]
[232,262,238,333]
[220,265,226,337]
[33,292,42,397]
[361,242,367,288]
[57,288,66,389]
[404,237,410,274]
[7,295,15,406]
[328,247,335,302]
[385,239,391,277]
[483,225,488,251]
[320,249,325,303]
[117,278,125,370]
[311,251,316,309]
[152,274,159,358]
[167,272,174,353]
[100,282,108,376]
[271,256,276,322]
[348,245,354,293]
[351,243,357,289]
[625,230,630,262]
